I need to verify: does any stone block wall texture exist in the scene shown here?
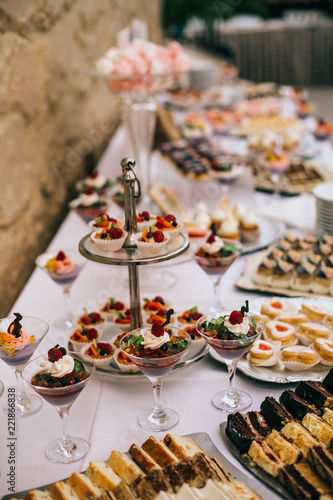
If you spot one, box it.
[0,0,163,316]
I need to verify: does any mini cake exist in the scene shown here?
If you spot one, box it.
[311,265,333,295]
[88,214,123,232]
[248,339,279,367]
[100,297,126,321]
[286,249,302,266]
[253,257,276,286]
[322,408,333,427]
[91,224,128,252]
[291,260,317,292]
[297,322,331,344]
[307,445,333,484]
[70,188,108,222]
[77,311,105,327]
[248,440,284,477]
[264,429,303,465]
[217,211,240,240]
[279,463,329,500]
[81,340,114,367]
[69,326,101,349]
[300,303,327,322]
[155,214,183,238]
[143,296,170,313]
[280,388,320,420]
[260,298,295,319]
[270,258,293,289]
[295,380,333,411]
[177,306,203,326]
[134,227,170,255]
[136,211,156,231]
[260,396,294,430]
[226,412,268,453]
[280,346,318,371]
[281,421,321,455]
[239,209,260,243]
[265,320,296,346]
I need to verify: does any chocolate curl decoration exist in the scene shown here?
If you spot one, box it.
[162,308,174,327]
[240,300,249,317]
[8,312,23,338]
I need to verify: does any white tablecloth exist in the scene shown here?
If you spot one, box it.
[0,125,332,497]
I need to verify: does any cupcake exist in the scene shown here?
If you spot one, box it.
[239,209,260,243]
[248,339,280,367]
[280,345,319,371]
[81,340,114,367]
[91,224,127,252]
[70,188,108,222]
[88,214,123,232]
[69,325,101,350]
[264,320,296,347]
[134,227,170,255]
[217,211,240,240]
[155,214,183,239]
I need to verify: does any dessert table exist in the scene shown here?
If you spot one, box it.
[1,124,333,498]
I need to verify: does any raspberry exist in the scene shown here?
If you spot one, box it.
[154,296,164,303]
[153,230,164,243]
[81,316,91,325]
[155,221,163,229]
[110,227,123,239]
[114,301,124,311]
[90,171,98,179]
[86,328,98,340]
[164,214,176,222]
[89,312,101,323]
[207,234,215,244]
[98,343,112,355]
[48,347,63,362]
[229,310,243,325]
[151,323,165,337]
[85,187,94,195]
[191,312,202,321]
[140,211,150,218]
[56,251,66,261]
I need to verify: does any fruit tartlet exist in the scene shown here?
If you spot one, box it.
[114,309,131,331]
[70,187,108,222]
[134,227,170,255]
[113,350,139,373]
[177,306,203,326]
[91,224,128,252]
[136,211,156,232]
[194,234,241,270]
[79,171,114,193]
[81,340,114,367]
[69,325,101,349]
[99,298,126,321]
[182,325,205,347]
[110,331,129,350]
[142,296,170,314]
[88,213,123,232]
[76,311,105,327]
[154,214,183,238]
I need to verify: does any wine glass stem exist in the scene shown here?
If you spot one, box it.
[14,368,29,403]
[212,276,223,310]
[63,285,73,323]
[58,406,76,454]
[225,359,238,400]
[152,379,165,422]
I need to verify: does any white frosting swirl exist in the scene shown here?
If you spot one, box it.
[241,209,258,228]
[202,236,224,255]
[86,174,106,189]
[40,354,75,378]
[224,316,250,335]
[142,328,170,349]
[78,192,99,206]
[219,212,239,236]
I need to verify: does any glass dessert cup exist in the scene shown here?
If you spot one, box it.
[0,316,49,417]
[22,351,95,464]
[193,240,242,313]
[36,249,86,330]
[120,327,191,432]
[196,312,265,412]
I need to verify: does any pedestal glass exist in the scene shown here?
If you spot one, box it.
[121,327,191,431]
[193,240,242,312]
[36,249,86,330]
[0,316,49,416]
[196,312,264,412]
[22,351,95,464]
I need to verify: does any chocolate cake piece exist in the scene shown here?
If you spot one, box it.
[129,476,156,500]
[175,456,206,488]
[187,453,220,483]
[307,445,333,484]
[322,368,333,396]
[143,469,172,495]
[247,411,271,438]
[279,463,329,500]
[295,380,333,410]
[260,396,293,430]
[163,464,184,493]
[280,389,319,420]
[226,412,262,453]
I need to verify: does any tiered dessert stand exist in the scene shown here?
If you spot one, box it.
[79,157,190,330]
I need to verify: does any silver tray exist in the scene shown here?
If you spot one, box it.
[2,432,282,500]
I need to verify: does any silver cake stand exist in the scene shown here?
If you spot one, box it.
[79,158,190,330]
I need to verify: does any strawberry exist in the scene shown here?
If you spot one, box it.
[81,315,91,325]
[48,346,63,362]
[229,310,243,325]
[56,251,66,261]
[86,328,98,340]
[110,227,123,239]
[153,230,164,243]
[85,187,94,195]
[151,322,165,337]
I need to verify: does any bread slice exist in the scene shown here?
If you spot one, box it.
[129,443,161,473]
[86,461,121,491]
[108,450,144,483]
[23,491,54,500]
[50,481,80,500]
[163,434,204,460]
[142,436,179,468]
[67,472,106,499]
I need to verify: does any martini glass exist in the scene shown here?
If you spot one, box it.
[0,315,49,417]
[36,249,86,330]
[22,351,95,464]
[196,311,265,412]
[121,327,191,431]
[193,239,242,312]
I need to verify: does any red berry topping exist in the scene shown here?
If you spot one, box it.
[110,227,123,239]
[151,323,165,337]
[48,346,63,362]
[114,301,124,311]
[164,214,176,222]
[89,312,101,323]
[90,171,98,179]
[56,251,66,261]
[86,328,98,340]
[229,310,244,325]
[154,296,164,303]
[85,187,94,195]
[155,221,163,229]
[81,316,91,325]
[98,342,112,355]
[191,312,202,321]
[153,230,164,243]
[140,211,150,218]
[207,234,215,244]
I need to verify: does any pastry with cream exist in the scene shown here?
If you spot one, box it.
[297,322,331,344]
[260,298,295,319]
[217,211,240,240]
[271,259,294,289]
[248,339,280,366]
[239,209,260,243]
[265,320,296,346]
[254,257,275,286]
[280,345,318,370]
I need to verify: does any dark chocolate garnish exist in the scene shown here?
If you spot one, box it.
[7,312,23,338]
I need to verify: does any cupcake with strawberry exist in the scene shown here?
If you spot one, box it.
[69,325,101,350]
[155,214,183,239]
[76,311,105,327]
[88,213,123,232]
[81,340,114,367]
[91,223,127,252]
[136,211,156,232]
[99,298,127,321]
[134,226,170,255]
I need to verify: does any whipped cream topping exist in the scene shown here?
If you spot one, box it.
[40,354,74,378]
[193,202,211,229]
[86,173,106,189]
[78,192,100,206]
[142,328,170,349]
[241,208,258,229]
[224,315,250,335]
[233,202,247,220]
[219,212,239,235]
[202,235,224,255]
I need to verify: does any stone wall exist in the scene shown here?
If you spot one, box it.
[0,0,163,316]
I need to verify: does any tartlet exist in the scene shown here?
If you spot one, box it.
[91,225,128,252]
[134,227,170,255]
[81,341,114,367]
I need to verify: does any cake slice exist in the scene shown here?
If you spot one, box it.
[247,440,284,477]
[281,421,321,455]
[247,411,271,438]
[295,380,333,410]
[49,482,80,500]
[129,476,159,500]
[107,480,136,500]
[163,434,204,460]
[226,412,262,453]
[175,456,207,488]
[302,412,333,447]
[279,463,332,499]
[22,492,54,500]
[260,396,293,430]
[86,461,121,491]
[279,389,319,420]
[225,481,264,500]
[265,429,303,465]
[307,445,333,484]
[187,453,220,483]
[67,472,106,499]
[205,456,232,484]
[163,463,185,492]
[323,368,333,394]
[175,483,202,499]
[129,443,161,473]
[322,407,333,427]
[108,449,144,483]
[142,436,179,468]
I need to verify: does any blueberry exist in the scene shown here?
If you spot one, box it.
[101,233,107,239]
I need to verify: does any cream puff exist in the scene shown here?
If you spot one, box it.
[265,320,296,346]
[260,298,295,319]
